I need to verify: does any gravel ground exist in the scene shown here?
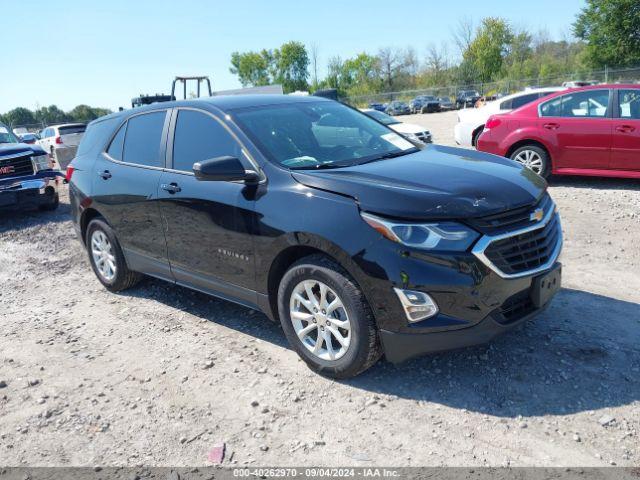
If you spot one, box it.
[1,110,639,467]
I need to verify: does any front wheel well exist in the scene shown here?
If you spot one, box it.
[267,246,345,323]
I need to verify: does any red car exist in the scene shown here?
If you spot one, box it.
[477,84,640,179]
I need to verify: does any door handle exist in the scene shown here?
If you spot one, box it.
[97,169,112,179]
[161,182,181,194]
[543,123,560,130]
[615,125,636,133]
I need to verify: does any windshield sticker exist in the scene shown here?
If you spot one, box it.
[381,133,414,151]
[0,127,8,134]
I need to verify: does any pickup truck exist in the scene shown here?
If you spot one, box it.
[0,122,63,211]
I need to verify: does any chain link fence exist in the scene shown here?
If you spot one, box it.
[344,66,640,107]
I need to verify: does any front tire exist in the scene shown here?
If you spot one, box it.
[39,193,59,211]
[510,145,550,178]
[277,255,382,379]
[86,218,142,292]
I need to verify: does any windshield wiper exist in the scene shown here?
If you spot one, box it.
[289,162,354,170]
[356,148,419,166]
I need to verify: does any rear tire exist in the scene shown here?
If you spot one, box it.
[86,218,142,292]
[277,254,382,379]
[510,145,550,178]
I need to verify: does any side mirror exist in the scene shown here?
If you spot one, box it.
[193,156,260,183]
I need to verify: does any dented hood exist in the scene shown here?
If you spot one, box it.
[291,145,547,220]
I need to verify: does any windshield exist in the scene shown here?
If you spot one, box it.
[0,125,19,144]
[233,101,418,170]
[362,109,400,126]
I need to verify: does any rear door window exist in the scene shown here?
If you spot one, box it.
[122,111,167,168]
[618,89,640,119]
[172,110,243,172]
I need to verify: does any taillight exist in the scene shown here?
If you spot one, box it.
[65,165,75,182]
[485,117,502,130]
[55,136,63,144]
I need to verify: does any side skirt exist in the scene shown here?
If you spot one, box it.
[123,248,273,320]
[553,167,640,179]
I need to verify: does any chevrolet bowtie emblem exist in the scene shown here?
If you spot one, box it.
[530,208,544,222]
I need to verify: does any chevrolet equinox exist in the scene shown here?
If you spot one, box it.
[69,95,563,378]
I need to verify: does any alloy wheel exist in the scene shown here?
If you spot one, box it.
[514,149,544,174]
[289,280,351,361]
[91,230,117,282]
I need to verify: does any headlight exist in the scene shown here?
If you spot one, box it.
[361,212,480,251]
[32,154,51,172]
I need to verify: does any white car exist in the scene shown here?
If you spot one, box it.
[454,87,564,147]
[38,123,86,169]
[360,109,432,144]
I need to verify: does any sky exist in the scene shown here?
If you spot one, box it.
[1,0,585,113]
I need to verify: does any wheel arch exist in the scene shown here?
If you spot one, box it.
[265,234,372,325]
[471,124,485,146]
[506,139,551,159]
[80,208,107,245]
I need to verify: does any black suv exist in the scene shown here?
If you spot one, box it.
[69,95,562,378]
[456,90,481,109]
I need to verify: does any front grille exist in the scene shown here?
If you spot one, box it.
[468,194,553,234]
[0,153,34,179]
[499,290,535,324]
[484,213,561,275]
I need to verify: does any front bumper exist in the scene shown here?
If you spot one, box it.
[380,300,550,363]
[351,213,562,362]
[0,171,63,210]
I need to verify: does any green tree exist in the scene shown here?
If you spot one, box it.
[573,0,640,68]
[3,107,36,127]
[464,17,514,84]
[67,105,111,122]
[324,56,343,91]
[34,105,68,125]
[272,41,309,93]
[229,50,272,87]
[340,53,381,95]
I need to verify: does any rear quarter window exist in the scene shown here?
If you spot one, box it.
[122,111,167,168]
[76,118,120,157]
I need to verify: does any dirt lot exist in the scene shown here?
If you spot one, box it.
[1,110,639,467]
